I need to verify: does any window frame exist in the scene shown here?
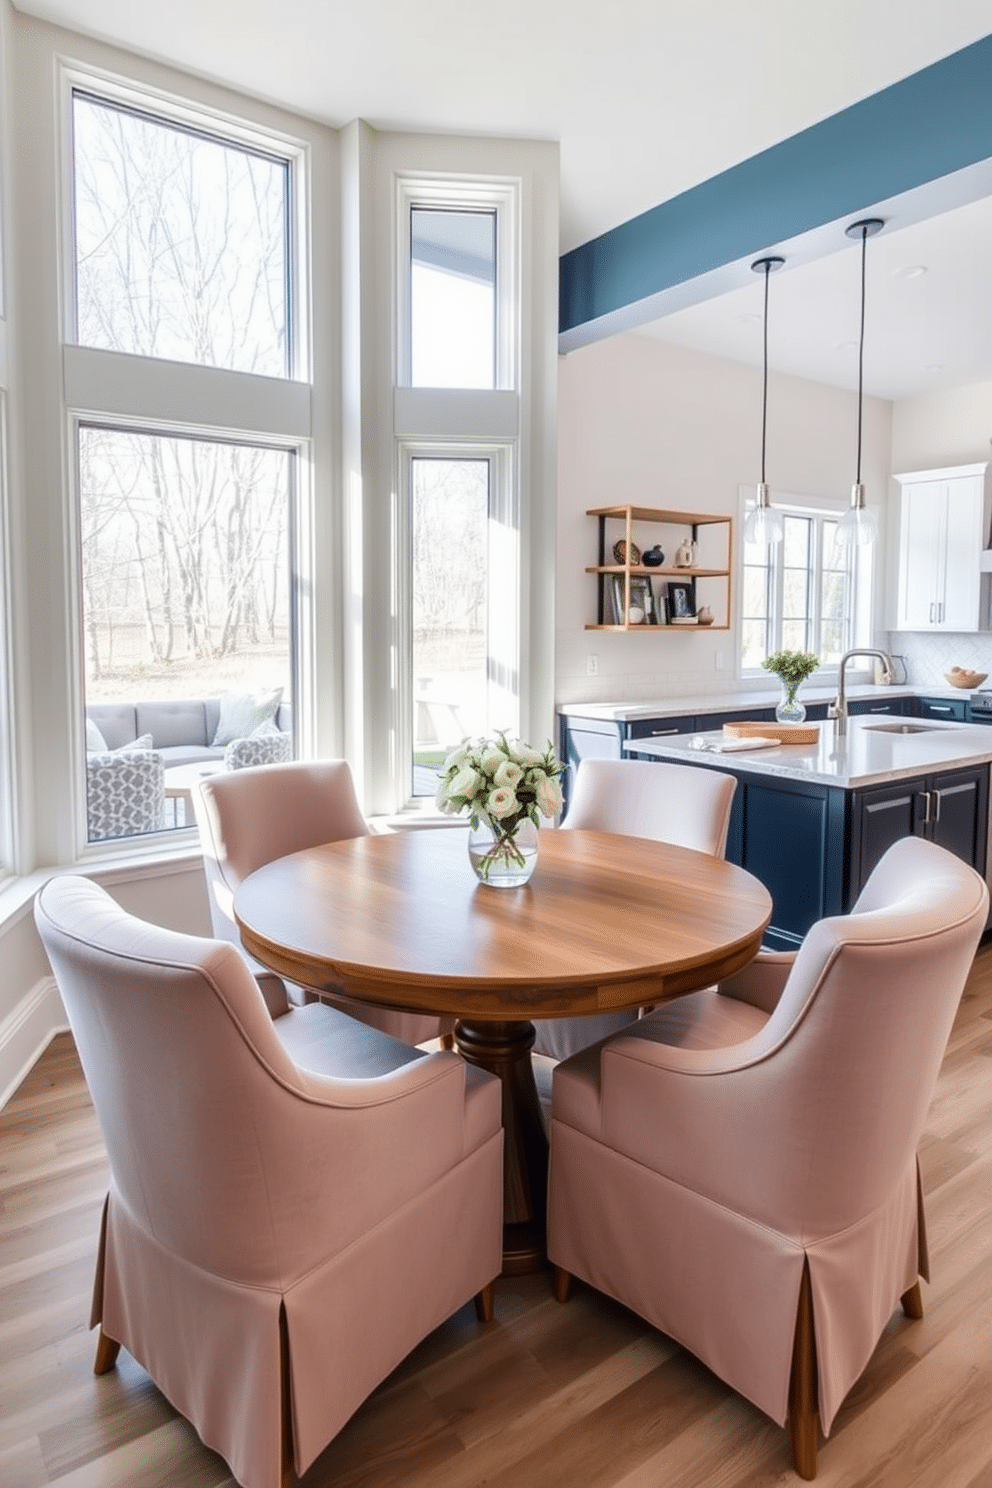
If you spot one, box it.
[60,64,315,857]
[379,167,528,816]
[738,486,872,680]
[397,438,519,802]
[0,394,15,877]
[61,63,311,384]
[396,175,518,392]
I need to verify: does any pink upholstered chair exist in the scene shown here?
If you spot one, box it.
[194,758,451,1044]
[34,876,502,1488]
[533,758,737,1060]
[547,835,987,1478]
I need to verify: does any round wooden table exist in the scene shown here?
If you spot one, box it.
[234,827,772,1273]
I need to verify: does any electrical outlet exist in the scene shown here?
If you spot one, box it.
[586,653,599,676]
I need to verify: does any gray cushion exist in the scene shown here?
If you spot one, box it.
[136,700,210,749]
[86,703,139,751]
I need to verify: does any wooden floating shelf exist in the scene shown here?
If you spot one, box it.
[587,505,731,526]
[585,565,729,578]
[584,623,731,632]
[586,503,733,631]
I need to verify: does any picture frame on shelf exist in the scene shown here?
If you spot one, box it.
[630,576,658,624]
[609,574,657,625]
[667,580,695,619]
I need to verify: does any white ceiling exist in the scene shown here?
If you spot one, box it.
[12,0,992,400]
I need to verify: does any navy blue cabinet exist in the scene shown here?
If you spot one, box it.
[725,762,988,951]
[917,695,969,722]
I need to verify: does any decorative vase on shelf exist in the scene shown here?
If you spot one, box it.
[775,680,807,724]
[467,816,539,887]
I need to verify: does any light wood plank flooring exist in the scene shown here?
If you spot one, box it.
[2,948,992,1488]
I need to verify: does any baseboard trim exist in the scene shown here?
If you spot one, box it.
[0,976,68,1110]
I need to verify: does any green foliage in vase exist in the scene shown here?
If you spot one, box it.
[761,650,820,687]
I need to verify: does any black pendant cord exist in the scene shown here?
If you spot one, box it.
[855,222,867,487]
[761,259,770,485]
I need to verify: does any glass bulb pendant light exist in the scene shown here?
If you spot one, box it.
[743,255,785,548]
[836,218,884,548]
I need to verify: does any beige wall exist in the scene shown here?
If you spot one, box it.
[556,331,893,705]
[891,383,992,474]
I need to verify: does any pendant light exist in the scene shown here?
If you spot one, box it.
[742,255,785,548]
[836,218,884,548]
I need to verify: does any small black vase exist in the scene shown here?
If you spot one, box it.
[642,545,665,567]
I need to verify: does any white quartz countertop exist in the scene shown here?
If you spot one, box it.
[558,684,930,722]
[622,716,992,788]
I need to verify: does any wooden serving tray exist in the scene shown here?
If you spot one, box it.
[722,721,820,745]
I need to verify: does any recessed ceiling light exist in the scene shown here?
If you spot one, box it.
[738,312,761,326]
[893,264,928,280]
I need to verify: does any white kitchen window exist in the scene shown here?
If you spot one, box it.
[741,497,856,671]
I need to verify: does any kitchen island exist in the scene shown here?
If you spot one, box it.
[623,716,992,950]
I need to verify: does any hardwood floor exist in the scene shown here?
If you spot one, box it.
[2,949,992,1488]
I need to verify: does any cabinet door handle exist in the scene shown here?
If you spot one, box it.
[932,790,941,824]
[650,728,680,736]
[920,790,931,826]
[930,704,953,714]
[868,706,891,713]
[929,602,935,623]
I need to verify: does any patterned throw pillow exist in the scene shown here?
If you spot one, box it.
[211,689,283,747]
[115,733,154,753]
[224,731,292,770]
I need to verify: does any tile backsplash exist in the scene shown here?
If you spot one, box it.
[883,631,992,689]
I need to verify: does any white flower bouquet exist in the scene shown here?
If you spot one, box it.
[436,734,566,881]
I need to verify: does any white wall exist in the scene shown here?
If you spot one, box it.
[556,331,893,705]
[891,382,992,473]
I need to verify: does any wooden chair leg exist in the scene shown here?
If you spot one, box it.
[901,1280,924,1319]
[473,1282,495,1323]
[789,1261,819,1480]
[552,1266,573,1303]
[93,1328,120,1375]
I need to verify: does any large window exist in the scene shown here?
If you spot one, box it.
[68,78,303,847]
[741,502,854,671]
[72,91,290,375]
[410,208,495,389]
[393,176,521,807]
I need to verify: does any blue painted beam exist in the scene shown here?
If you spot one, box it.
[560,33,992,340]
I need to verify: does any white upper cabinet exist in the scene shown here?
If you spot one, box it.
[894,464,991,632]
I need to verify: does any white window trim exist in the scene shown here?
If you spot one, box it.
[395,175,519,392]
[58,63,316,858]
[59,61,313,384]
[737,485,873,682]
[347,135,560,821]
[0,393,15,878]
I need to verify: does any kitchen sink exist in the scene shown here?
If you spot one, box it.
[861,722,948,734]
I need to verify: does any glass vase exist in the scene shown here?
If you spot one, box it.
[775,679,807,724]
[467,816,538,887]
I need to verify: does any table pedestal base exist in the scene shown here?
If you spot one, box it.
[454,1018,548,1275]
